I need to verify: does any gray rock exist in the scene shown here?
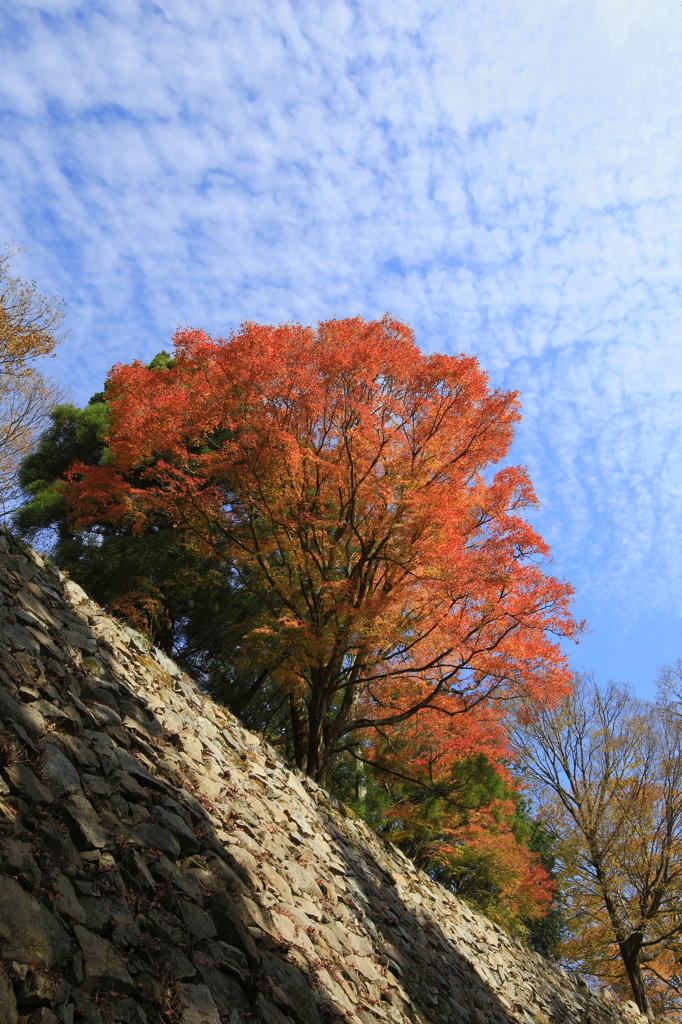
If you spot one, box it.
[0,687,46,736]
[0,875,72,968]
[134,974,163,1011]
[56,704,84,736]
[63,629,98,654]
[184,866,223,894]
[203,853,249,894]
[82,773,111,796]
[35,821,84,874]
[78,892,140,950]
[0,963,17,1023]
[34,698,68,723]
[208,892,259,967]
[121,849,157,894]
[41,743,82,796]
[258,992,295,1024]
[63,801,109,850]
[162,794,193,824]
[152,804,200,854]
[90,687,120,711]
[281,859,321,897]
[110,768,148,802]
[53,871,87,925]
[163,948,197,982]
[178,901,218,941]
[51,732,99,769]
[70,987,104,1024]
[18,683,41,701]
[15,588,60,628]
[262,951,320,1024]
[111,912,142,951]
[149,854,203,897]
[115,747,167,791]
[73,925,135,996]
[178,984,221,1024]
[79,896,112,935]
[225,845,262,889]
[107,793,131,817]
[147,909,186,947]
[0,836,36,873]
[196,938,250,980]
[131,821,181,860]
[88,701,123,727]
[124,626,149,653]
[107,996,148,1023]
[193,956,249,1015]
[84,731,119,774]
[27,1008,59,1024]
[1,621,42,656]
[175,788,211,822]
[16,970,70,1011]
[119,698,162,735]
[3,761,54,803]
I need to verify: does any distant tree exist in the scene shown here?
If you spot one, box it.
[0,245,66,512]
[514,674,682,1019]
[64,316,578,782]
[655,658,682,714]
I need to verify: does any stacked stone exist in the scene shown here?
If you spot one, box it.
[0,526,646,1024]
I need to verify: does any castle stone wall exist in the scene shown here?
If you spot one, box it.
[0,527,645,1024]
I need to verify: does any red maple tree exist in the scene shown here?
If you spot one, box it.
[363,700,555,933]
[66,316,578,781]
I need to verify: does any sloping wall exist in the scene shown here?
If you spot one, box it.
[0,526,645,1024]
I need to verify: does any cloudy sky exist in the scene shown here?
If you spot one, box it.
[2,0,681,694]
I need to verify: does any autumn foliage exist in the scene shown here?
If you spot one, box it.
[65,316,577,788]
[0,245,65,511]
[516,675,682,1016]
[362,701,555,934]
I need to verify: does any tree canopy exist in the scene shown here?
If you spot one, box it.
[514,674,682,1018]
[0,244,65,512]
[63,315,578,782]
[15,317,578,942]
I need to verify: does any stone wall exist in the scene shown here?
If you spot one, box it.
[0,526,646,1024]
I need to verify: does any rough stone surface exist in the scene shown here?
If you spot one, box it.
[0,527,652,1024]
[73,924,136,996]
[41,742,83,796]
[4,760,54,803]
[0,687,46,736]
[53,870,87,925]
[179,984,222,1024]
[0,875,72,968]
[0,963,18,1022]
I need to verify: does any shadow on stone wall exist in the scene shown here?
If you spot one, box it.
[0,529,642,1024]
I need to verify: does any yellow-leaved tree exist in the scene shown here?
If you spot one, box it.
[0,245,66,512]
[514,674,682,1020]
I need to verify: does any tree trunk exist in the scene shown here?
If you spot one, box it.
[355,758,367,801]
[592,856,652,1018]
[305,714,327,782]
[289,694,308,774]
[305,669,334,783]
[619,937,651,1019]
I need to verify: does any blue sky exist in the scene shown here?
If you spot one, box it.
[2,0,682,695]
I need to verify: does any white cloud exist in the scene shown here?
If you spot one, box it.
[2,0,682,684]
